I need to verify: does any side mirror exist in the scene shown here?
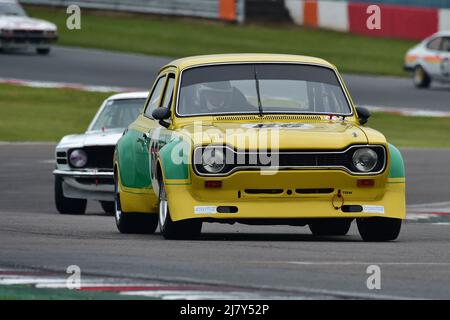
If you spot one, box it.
[152,107,171,120]
[356,106,371,125]
[152,108,171,128]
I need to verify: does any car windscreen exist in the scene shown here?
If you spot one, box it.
[0,3,27,16]
[178,63,351,116]
[90,98,145,131]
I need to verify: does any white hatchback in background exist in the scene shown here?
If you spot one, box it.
[0,0,57,54]
[404,31,450,88]
[53,92,148,215]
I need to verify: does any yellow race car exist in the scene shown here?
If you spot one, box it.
[114,54,405,241]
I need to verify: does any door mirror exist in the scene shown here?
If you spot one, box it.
[152,107,171,128]
[152,107,171,120]
[356,106,371,125]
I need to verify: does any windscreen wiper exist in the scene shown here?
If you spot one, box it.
[254,66,264,117]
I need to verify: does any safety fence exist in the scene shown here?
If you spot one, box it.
[20,0,245,22]
[20,0,450,40]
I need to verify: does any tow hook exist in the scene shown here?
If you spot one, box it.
[332,189,344,210]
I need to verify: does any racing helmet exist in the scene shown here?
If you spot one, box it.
[197,81,233,111]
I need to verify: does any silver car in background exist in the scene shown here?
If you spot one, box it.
[53,92,148,215]
[404,31,450,88]
[0,0,57,54]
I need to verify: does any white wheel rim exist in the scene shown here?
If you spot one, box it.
[414,68,423,84]
[159,185,168,227]
[114,180,122,222]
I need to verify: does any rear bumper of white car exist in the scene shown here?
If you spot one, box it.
[53,169,114,201]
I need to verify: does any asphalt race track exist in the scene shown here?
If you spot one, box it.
[0,143,449,299]
[1,46,449,111]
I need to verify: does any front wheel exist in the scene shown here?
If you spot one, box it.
[54,176,86,215]
[36,48,50,55]
[158,180,202,240]
[413,66,431,88]
[309,218,353,236]
[357,217,402,242]
[114,176,158,234]
[100,201,115,215]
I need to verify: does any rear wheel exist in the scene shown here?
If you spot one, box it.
[158,180,202,240]
[100,201,115,215]
[54,176,86,215]
[309,218,353,236]
[357,217,402,242]
[114,175,158,234]
[413,66,431,88]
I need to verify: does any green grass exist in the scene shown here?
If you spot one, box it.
[0,84,111,141]
[0,284,150,300]
[1,84,449,147]
[25,5,415,77]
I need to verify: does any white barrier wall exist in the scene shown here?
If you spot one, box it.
[439,9,450,31]
[318,1,349,32]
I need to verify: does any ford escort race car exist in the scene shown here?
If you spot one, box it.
[404,31,450,88]
[0,0,57,54]
[114,54,406,241]
[54,92,147,215]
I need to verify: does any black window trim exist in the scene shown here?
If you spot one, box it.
[143,74,167,119]
[174,62,354,118]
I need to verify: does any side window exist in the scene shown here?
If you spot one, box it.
[160,74,176,110]
[144,76,166,118]
[442,38,450,52]
[427,37,442,51]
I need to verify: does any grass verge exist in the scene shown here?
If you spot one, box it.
[1,84,449,147]
[0,284,149,300]
[25,5,415,77]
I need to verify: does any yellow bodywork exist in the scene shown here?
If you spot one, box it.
[117,54,406,222]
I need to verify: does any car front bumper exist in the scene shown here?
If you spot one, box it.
[0,34,58,49]
[53,169,114,201]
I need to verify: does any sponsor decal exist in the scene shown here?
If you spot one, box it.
[362,205,385,214]
[194,206,218,214]
[241,123,314,130]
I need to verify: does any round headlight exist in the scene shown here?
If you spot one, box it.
[69,149,88,168]
[352,148,378,172]
[202,147,225,173]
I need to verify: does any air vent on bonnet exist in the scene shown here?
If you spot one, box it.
[214,115,322,121]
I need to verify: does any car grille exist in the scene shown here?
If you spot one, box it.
[194,146,386,175]
[68,146,115,170]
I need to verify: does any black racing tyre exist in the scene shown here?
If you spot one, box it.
[36,48,50,55]
[357,217,402,242]
[54,176,87,215]
[413,66,431,88]
[309,218,353,236]
[100,201,115,215]
[158,180,202,240]
[114,176,158,234]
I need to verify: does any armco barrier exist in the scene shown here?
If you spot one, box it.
[20,0,245,22]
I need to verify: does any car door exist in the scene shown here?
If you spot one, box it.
[422,36,443,78]
[148,72,176,192]
[439,37,450,82]
[118,74,167,190]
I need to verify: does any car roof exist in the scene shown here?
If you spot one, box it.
[432,31,450,37]
[0,0,18,3]
[161,54,335,72]
[107,91,148,101]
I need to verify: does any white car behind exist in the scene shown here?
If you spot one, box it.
[404,31,450,88]
[0,0,57,54]
[53,92,148,215]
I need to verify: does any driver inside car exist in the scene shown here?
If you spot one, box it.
[197,81,255,113]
